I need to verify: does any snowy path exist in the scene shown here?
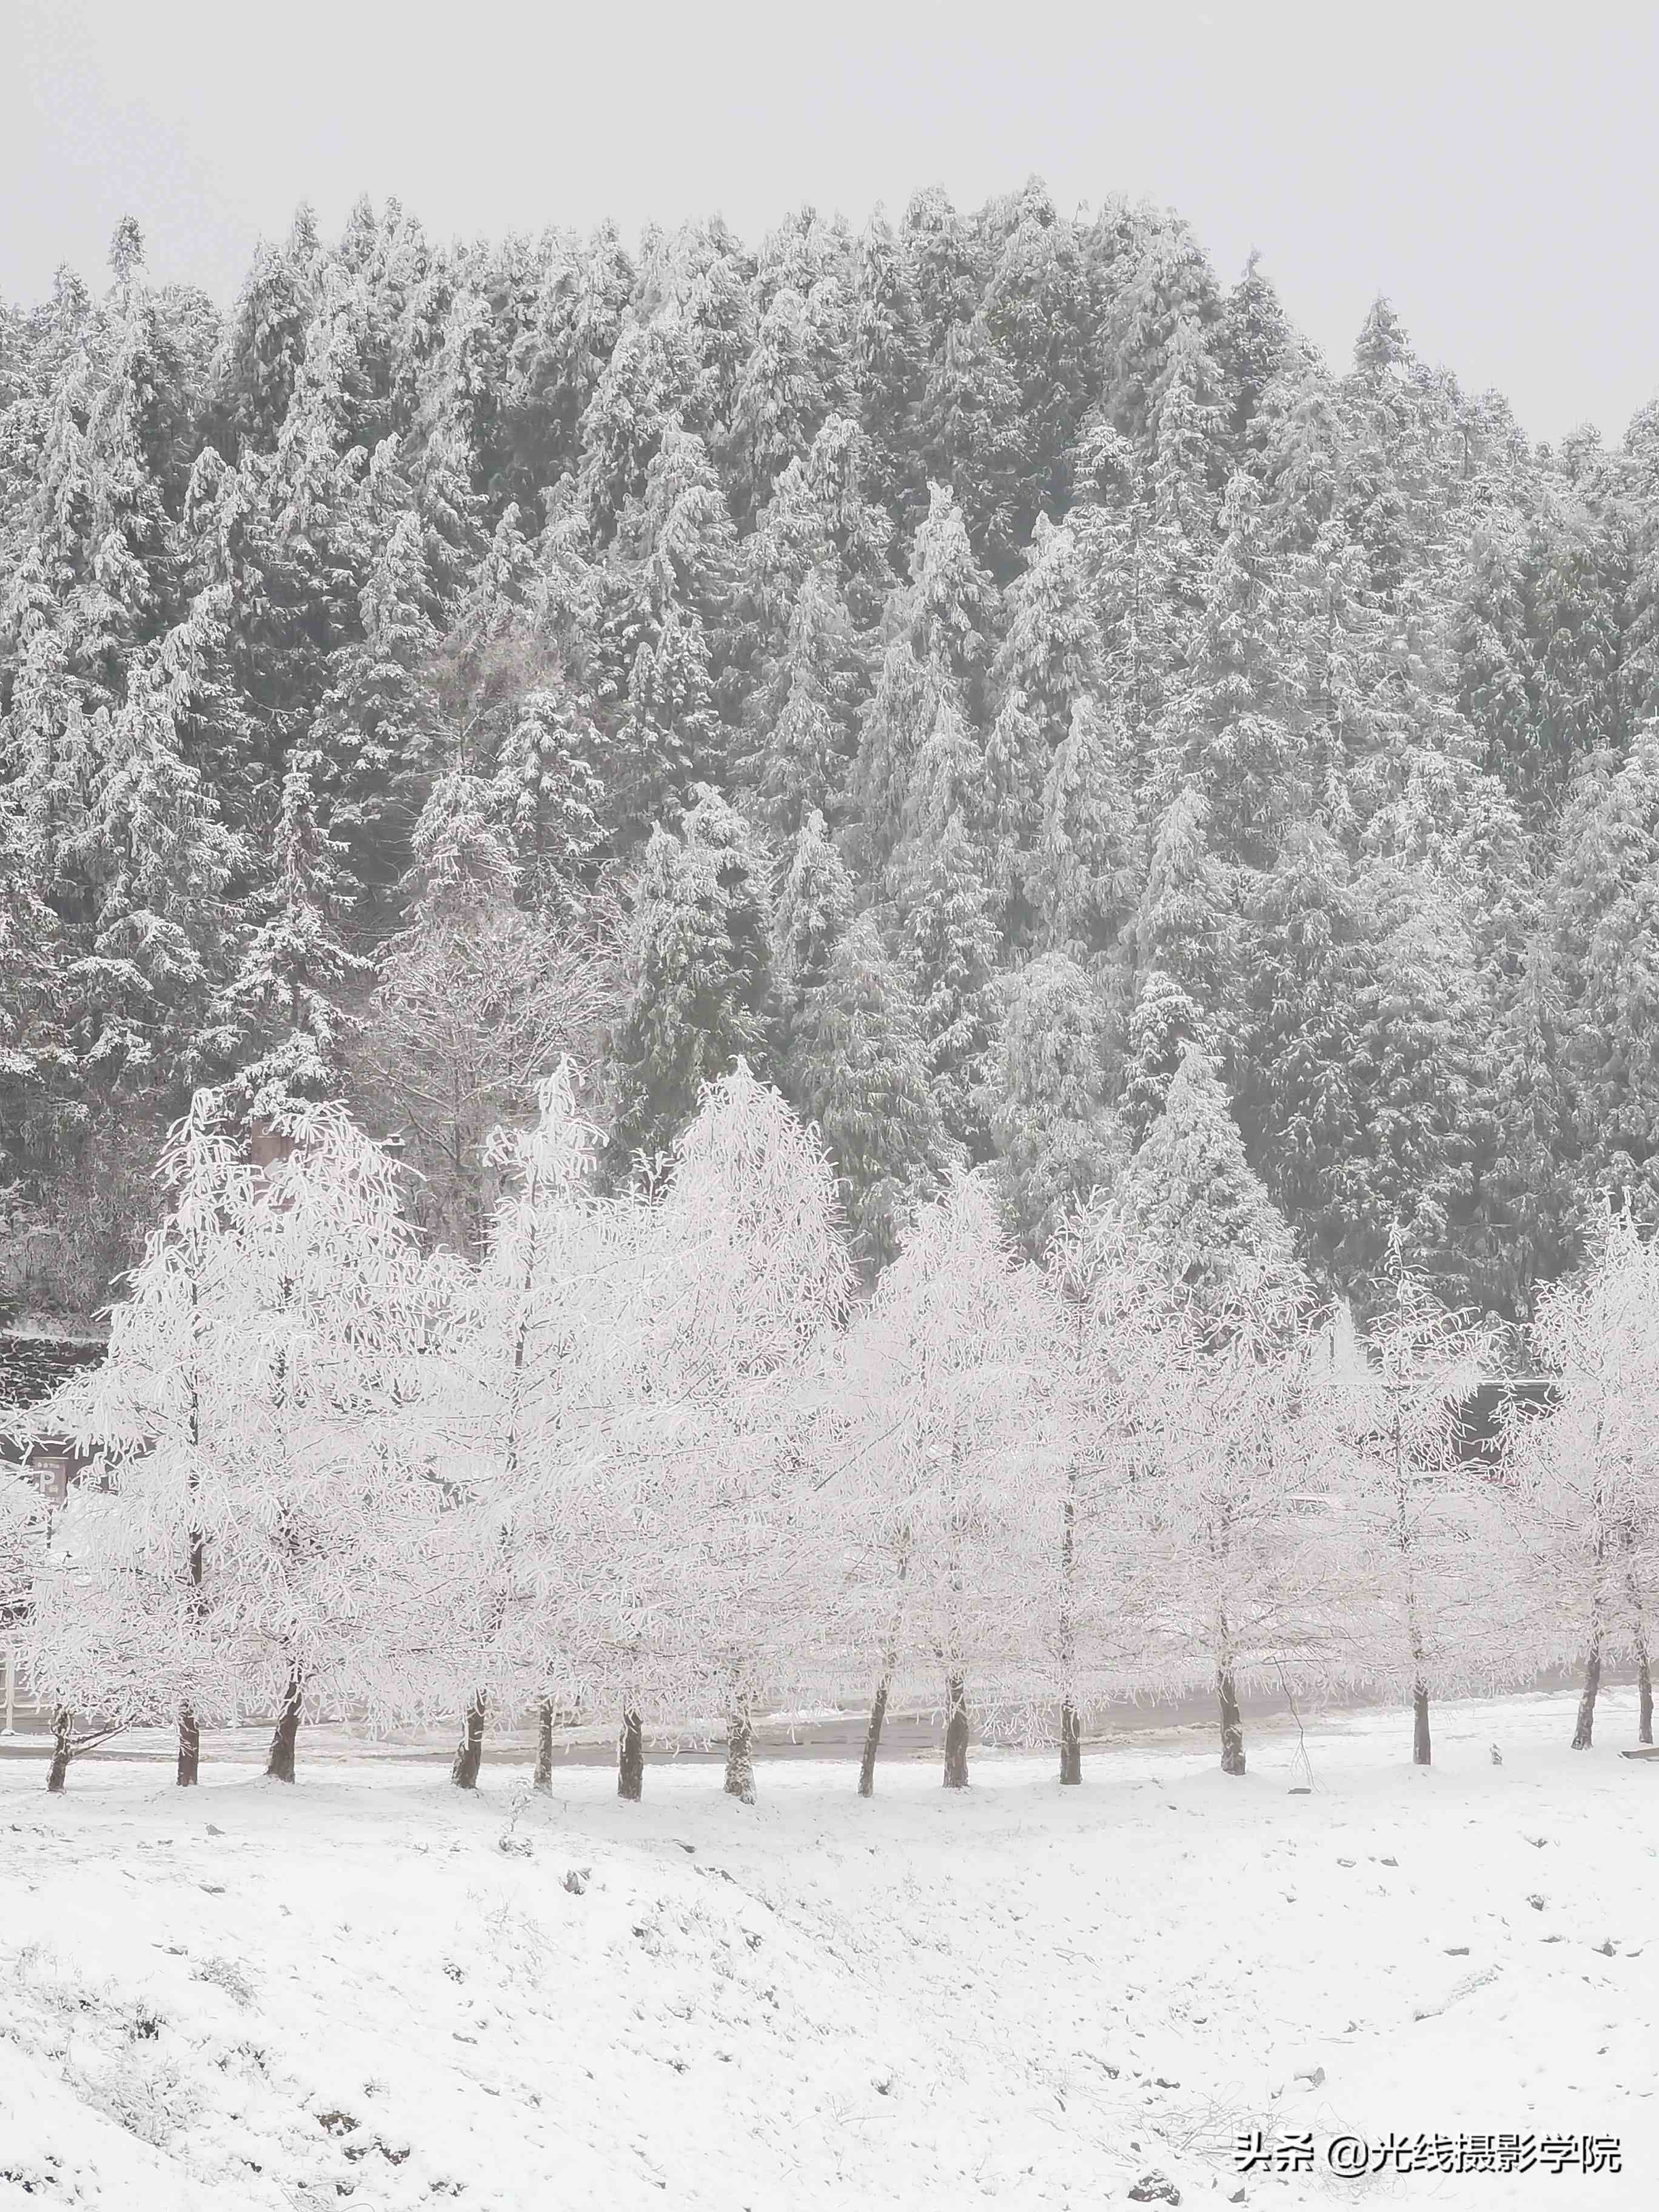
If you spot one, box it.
[0,1687,1652,2209]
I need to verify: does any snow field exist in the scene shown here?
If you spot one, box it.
[0,1688,1654,2211]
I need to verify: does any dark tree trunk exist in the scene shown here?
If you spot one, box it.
[177,1705,200,1788]
[1058,1470,1081,1786]
[266,1665,302,1782]
[1218,1669,1245,1776]
[1412,1683,1432,1766]
[46,1708,73,1794]
[1571,1640,1601,1749]
[1638,1639,1654,1749]
[858,1671,893,1798]
[452,1695,486,1789]
[1059,1698,1083,1785]
[179,1520,204,1787]
[618,1708,643,1801]
[859,1560,910,1798]
[724,1709,756,1805]
[942,1674,969,1789]
[534,1698,555,1789]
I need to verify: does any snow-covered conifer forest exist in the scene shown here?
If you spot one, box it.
[2,180,1658,2207]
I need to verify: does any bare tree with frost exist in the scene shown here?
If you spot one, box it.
[1027,1207,1170,1783]
[412,1060,626,1788]
[1130,1261,1339,1775]
[837,1167,1051,1792]
[1502,1207,1659,1751]
[22,1093,258,1787]
[25,1097,440,1786]
[1312,1255,1537,1765]
[587,1065,852,1804]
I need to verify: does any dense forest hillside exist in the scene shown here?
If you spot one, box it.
[2,181,1657,1324]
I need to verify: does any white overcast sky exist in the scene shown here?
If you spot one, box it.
[4,0,1656,446]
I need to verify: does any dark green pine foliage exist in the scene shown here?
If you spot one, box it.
[212,203,322,457]
[492,687,605,920]
[0,786,73,1177]
[1238,822,1369,1289]
[741,563,862,839]
[892,811,1002,1161]
[1110,1041,1298,1319]
[312,488,443,908]
[1119,785,1234,1147]
[611,598,724,843]
[786,910,954,1271]
[1347,862,1490,1296]
[1543,729,1659,1213]
[215,745,371,1114]
[989,949,1119,1256]
[977,179,1101,537]
[850,207,927,514]
[70,640,245,1101]
[914,313,1027,575]
[771,807,856,1024]
[1031,697,1141,973]
[1104,218,1227,452]
[1167,468,1311,867]
[608,785,774,1175]
[1219,249,1301,450]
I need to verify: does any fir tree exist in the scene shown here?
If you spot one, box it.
[990,951,1119,1255]
[1110,1042,1299,1322]
[609,786,774,1173]
[786,911,954,1271]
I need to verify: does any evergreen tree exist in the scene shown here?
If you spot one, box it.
[786,911,954,1270]
[1031,695,1140,970]
[990,950,1119,1255]
[1110,1042,1298,1320]
[1119,786,1233,1144]
[609,786,774,1171]
[493,686,605,919]
[312,495,443,905]
[1238,822,1369,1287]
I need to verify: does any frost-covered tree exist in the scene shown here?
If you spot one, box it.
[990,951,1119,1256]
[837,1168,1053,1791]
[603,1070,853,1801]
[608,786,774,1173]
[1314,1262,1533,1763]
[785,911,955,1272]
[415,1064,620,1787]
[28,1100,441,1786]
[1503,1209,1659,1750]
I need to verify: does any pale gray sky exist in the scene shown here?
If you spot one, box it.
[5,0,1656,446]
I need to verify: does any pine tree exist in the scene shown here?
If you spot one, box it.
[786,911,954,1269]
[1238,822,1369,1287]
[1219,249,1299,449]
[493,686,605,919]
[213,204,322,457]
[215,746,371,1116]
[611,599,723,842]
[730,287,826,522]
[69,643,246,1101]
[740,563,860,837]
[1119,787,1233,1145]
[1110,1043,1299,1321]
[609,786,774,1173]
[312,492,443,906]
[990,951,1119,1255]
[1031,696,1140,970]
[771,806,856,1021]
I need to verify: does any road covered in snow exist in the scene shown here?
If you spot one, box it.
[0,1687,1653,2209]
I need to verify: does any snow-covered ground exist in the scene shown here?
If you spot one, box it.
[0,1689,1653,2210]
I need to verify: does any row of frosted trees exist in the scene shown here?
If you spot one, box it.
[10,1065,1658,1797]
